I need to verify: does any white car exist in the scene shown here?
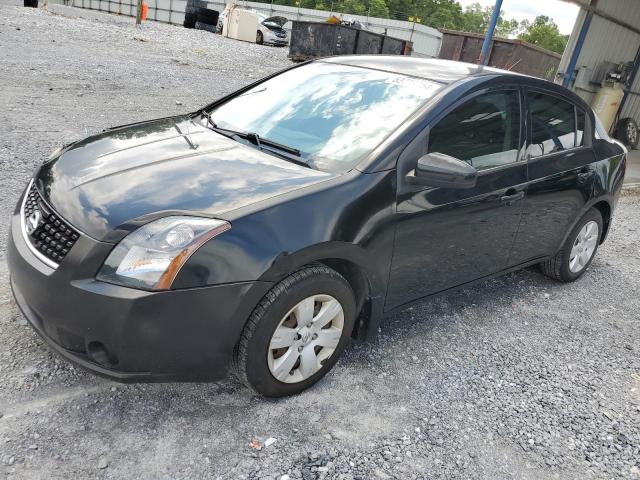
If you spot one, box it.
[257,15,288,46]
[217,12,288,46]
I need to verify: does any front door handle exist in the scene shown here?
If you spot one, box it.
[500,190,525,206]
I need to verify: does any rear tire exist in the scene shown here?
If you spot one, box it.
[195,21,217,33]
[183,12,197,28]
[614,117,639,148]
[234,265,356,397]
[196,7,219,25]
[540,208,602,282]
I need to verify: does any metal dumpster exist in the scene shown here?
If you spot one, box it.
[289,21,412,62]
[439,29,561,80]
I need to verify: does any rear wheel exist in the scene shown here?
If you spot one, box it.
[234,265,356,397]
[615,117,639,148]
[256,30,264,44]
[540,208,602,282]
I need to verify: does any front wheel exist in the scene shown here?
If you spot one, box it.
[540,208,603,282]
[234,265,356,397]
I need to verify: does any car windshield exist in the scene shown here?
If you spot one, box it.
[207,62,442,172]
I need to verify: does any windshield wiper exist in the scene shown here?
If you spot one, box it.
[201,112,309,167]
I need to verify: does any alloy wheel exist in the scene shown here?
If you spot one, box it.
[569,220,599,273]
[267,294,344,383]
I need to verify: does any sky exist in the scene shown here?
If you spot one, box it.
[456,0,580,34]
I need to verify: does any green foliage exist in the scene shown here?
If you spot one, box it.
[517,15,569,54]
[458,2,518,37]
[368,0,389,18]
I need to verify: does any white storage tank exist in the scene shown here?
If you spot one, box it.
[223,5,259,43]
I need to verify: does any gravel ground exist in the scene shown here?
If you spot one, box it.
[1,4,640,480]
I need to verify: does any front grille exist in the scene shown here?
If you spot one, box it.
[22,183,80,266]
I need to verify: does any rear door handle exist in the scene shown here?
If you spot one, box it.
[501,190,525,206]
[577,167,593,184]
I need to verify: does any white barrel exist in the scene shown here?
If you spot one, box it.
[591,84,625,132]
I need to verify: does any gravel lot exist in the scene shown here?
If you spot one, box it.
[1,4,640,479]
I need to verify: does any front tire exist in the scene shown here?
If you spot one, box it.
[540,208,603,282]
[234,265,356,397]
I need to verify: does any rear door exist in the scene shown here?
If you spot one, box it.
[387,87,527,309]
[508,88,597,264]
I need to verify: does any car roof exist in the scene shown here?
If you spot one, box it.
[320,56,525,85]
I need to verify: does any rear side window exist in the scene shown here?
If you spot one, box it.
[528,92,577,157]
[428,90,521,171]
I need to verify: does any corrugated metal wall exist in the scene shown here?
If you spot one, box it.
[62,0,442,58]
[558,0,640,125]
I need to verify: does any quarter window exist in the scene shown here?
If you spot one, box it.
[528,92,577,157]
[576,109,586,146]
[428,91,521,171]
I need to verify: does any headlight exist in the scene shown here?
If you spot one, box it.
[97,216,230,290]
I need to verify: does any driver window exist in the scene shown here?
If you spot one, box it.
[428,90,521,171]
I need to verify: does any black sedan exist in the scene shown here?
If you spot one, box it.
[8,57,626,397]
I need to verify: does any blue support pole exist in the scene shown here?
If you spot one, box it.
[478,0,503,66]
[562,3,596,88]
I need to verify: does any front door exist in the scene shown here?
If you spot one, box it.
[387,88,527,309]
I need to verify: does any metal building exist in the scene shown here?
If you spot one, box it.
[557,0,640,134]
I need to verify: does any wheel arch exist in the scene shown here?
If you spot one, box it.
[257,242,388,341]
[591,200,612,244]
[315,258,377,341]
[556,197,613,253]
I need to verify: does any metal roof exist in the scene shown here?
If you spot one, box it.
[559,0,640,127]
[561,0,640,35]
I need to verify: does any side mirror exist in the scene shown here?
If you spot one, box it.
[407,152,478,189]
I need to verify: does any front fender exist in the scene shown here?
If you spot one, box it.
[171,169,397,294]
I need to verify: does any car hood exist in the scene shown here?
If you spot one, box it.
[262,15,287,26]
[35,115,334,242]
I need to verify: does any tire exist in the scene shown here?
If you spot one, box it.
[196,7,219,25]
[195,21,217,33]
[256,30,263,44]
[614,117,639,148]
[234,265,356,397]
[183,12,197,29]
[540,208,603,282]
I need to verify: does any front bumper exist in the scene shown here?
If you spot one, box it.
[8,207,272,382]
[263,31,288,45]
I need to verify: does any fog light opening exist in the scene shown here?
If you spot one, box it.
[87,341,119,367]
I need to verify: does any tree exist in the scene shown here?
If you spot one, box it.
[334,0,367,15]
[459,2,518,37]
[385,0,413,20]
[368,0,390,18]
[496,17,518,37]
[518,15,568,54]
[417,0,464,30]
